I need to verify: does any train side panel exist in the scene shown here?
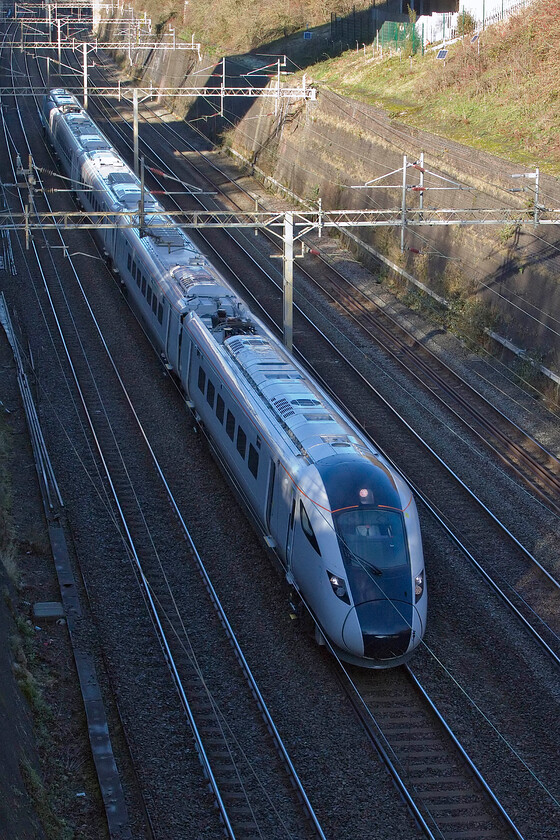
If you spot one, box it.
[181,315,283,533]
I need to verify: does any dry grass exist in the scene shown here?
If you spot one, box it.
[130,0,560,175]
[137,0,370,54]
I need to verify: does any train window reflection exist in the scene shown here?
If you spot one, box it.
[300,501,321,555]
[216,394,225,424]
[236,426,247,458]
[248,444,259,478]
[226,410,235,440]
[335,509,408,571]
[206,380,215,408]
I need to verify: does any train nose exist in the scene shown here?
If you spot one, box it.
[343,600,413,660]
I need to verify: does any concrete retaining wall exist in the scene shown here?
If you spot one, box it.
[227,87,560,372]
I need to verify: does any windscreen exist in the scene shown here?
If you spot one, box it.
[334,508,409,574]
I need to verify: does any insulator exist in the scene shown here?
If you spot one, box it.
[408,248,421,254]
[410,186,426,192]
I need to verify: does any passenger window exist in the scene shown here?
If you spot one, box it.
[157,303,163,324]
[132,260,137,278]
[152,295,158,315]
[136,271,141,288]
[216,394,225,424]
[146,286,152,306]
[300,500,321,555]
[206,380,215,408]
[198,366,206,393]
[248,444,259,478]
[127,254,131,271]
[226,410,235,441]
[236,427,246,458]
[141,276,146,295]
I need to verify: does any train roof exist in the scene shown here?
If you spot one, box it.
[53,101,112,154]
[225,334,374,464]
[46,89,81,111]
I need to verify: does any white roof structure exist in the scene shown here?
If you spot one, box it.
[417,0,533,43]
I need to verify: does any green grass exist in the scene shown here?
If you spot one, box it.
[20,760,73,840]
[306,1,560,175]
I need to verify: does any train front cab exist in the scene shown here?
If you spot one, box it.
[287,457,426,667]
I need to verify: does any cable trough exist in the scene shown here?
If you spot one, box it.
[0,292,133,840]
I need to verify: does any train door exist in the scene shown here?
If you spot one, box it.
[269,460,295,569]
[179,319,193,385]
[289,500,323,614]
[286,497,296,564]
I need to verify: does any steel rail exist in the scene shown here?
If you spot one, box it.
[336,663,526,840]
[406,666,525,839]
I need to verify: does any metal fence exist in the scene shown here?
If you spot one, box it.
[330,3,422,55]
[330,6,378,49]
[376,20,421,52]
[331,0,535,55]
[426,0,535,44]
[477,0,533,30]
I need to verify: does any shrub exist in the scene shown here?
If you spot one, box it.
[456,9,477,37]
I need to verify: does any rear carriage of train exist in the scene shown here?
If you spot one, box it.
[42,90,220,364]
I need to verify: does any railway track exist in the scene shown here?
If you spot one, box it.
[3,34,328,840]
[337,664,523,840]
[302,271,560,515]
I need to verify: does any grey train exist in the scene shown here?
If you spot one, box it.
[42,88,427,667]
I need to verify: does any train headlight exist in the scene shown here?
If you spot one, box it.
[415,570,424,602]
[328,571,350,604]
